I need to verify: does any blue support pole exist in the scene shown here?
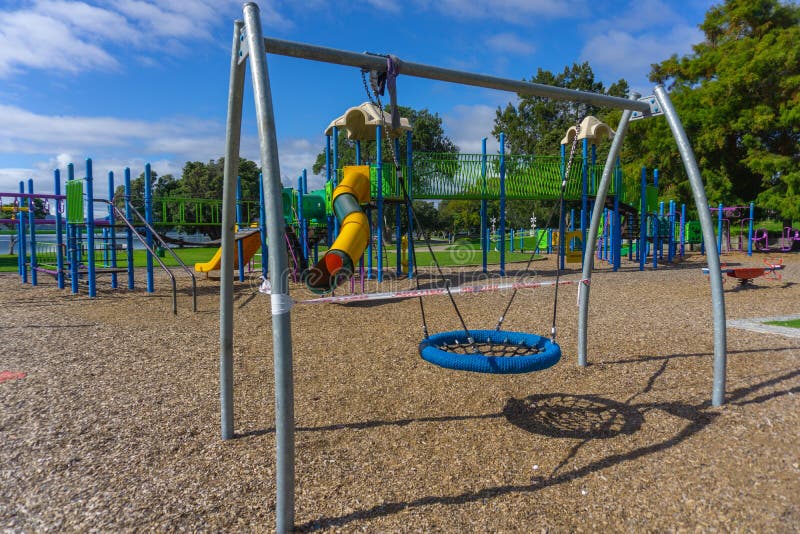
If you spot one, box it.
[510,228,514,252]
[668,200,676,263]
[659,200,665,261]
[17,181,26,283]
[747,201,754,256]
[717,202,723,254]
[27,179,38,286]
[296,174,304,266]
[653,199,659,270]
[406,130,414,280]
[108,171,117,289]
[366,206,373,279]
[144,162,154,293]
[612,161,621,271]
[124,168,134,289]
[68,164,78,294]
[258,173,268,279]
[355,140,361,165]
[332,126,340,238]
[302,169,309,263]
[376,125,384,282]
[236,175,245,282]
[499,132,506,277]
[639,166,647,271]
[325,134,333,246]
[481,137,488,274]
[394,138,402,276]
[86,158,97,297]
[54,169,65,289]
[680,203,687,258]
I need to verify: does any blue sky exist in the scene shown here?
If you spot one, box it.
[0,0,715,199]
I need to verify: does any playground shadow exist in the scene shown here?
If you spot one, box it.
[291,367,800,532]
[599,345,800,366]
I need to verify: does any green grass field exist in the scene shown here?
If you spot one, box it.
[0,247,220,273]
[764,318,800,329]
[1,241,546,273]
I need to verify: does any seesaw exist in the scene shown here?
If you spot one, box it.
[702,258,784,286]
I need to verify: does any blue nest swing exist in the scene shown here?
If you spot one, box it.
[419,329,561,374]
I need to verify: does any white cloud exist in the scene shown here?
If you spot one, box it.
[379,0,586,23]
[0,11,119,76]
[0,103,321,197]
[0,0,286,77]
[577,0,708,90]
[580,24,702,91]
[363,0,401,13]
[443,104,500,154]
[485,33,536,55]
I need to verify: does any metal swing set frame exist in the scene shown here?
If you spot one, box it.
[219,4,727,531]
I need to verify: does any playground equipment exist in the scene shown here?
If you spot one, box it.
[303,165,370,293]
[195,230,262,274]
[222,7,726,532]
[5,162,200,313]
[703,258,785,287]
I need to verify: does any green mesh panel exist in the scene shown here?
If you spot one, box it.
[329,153,627,202]
[324,182,334,216]
[282,188,295,224]
[66,180,83,224]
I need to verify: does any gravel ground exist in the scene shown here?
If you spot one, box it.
[1,251,799,532]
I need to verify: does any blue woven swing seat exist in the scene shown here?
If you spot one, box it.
[418,329,561,374]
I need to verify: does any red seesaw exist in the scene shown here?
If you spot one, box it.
[702,258,784,286]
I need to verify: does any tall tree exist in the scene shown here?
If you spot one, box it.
[493,62,628,157]
[176,158,261,239]
[640,0,800,222]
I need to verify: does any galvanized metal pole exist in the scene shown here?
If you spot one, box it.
[243,4,295,532]
[654,85,727,406]
[220,19,246,441]
[578,93,639,367]
[263,37,650,113]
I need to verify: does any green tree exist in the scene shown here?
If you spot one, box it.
[112,158,262,239]
[176,158,261,239]
[113,170,178,211]
[493,62,629,157]
[640,0,800,222]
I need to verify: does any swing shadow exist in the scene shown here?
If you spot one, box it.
[291,367,800,532]
[601,345,800,365]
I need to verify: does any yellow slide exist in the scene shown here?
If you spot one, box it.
[304,165,371,294]
[194,230,262,273]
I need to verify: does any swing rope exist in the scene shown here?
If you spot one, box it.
[493,121,582,343]
[361,62,477,349]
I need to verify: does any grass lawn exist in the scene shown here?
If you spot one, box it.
[763,318,800,329]
[2,242,547,273]
[0,247,221,273]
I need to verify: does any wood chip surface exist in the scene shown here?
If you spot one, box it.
[1,252,799,531]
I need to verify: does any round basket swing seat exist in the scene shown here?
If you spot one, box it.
[418,329,561,374]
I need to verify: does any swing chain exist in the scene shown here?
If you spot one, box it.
[361,63,479,352]
[550,121,581,343]
[493,121,582,334]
